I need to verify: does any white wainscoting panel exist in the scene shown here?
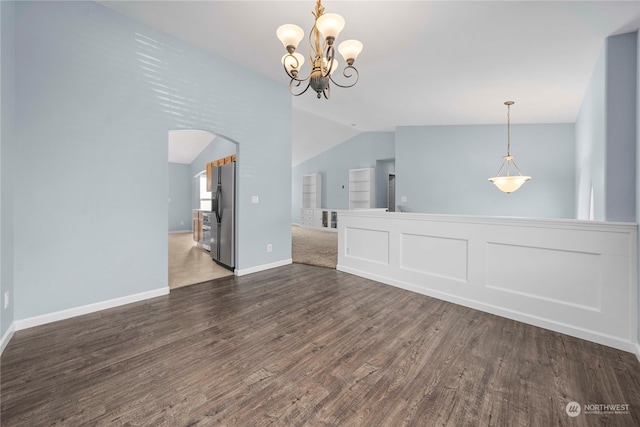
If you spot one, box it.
[401,234,468,282]
[337,211,638,355]
[344,228,389,265]
[485,243,602,311]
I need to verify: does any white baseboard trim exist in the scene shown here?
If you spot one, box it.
[0,321,16,355]
[14,287,169,331]
[169,229,192,234]
[337,264,640,356]
[235,259,292,276]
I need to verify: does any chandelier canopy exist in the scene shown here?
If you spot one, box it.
[276,0,363,99]
[488,101,531,193]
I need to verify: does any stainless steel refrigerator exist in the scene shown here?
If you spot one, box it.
[210,162,235,270]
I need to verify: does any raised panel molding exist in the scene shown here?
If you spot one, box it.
[485,243,602,311]
[401,233,468,282]
[344,227,389,265]
[337,211,638,355]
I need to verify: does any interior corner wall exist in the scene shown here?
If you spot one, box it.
[395,124,575,218]
[291,132,395,222]
[168,163,192,232]
[0,0,15,339]
[575,48,606,221]
[13,1,291,321]
[605,32,637,223]
[636,29,640,347]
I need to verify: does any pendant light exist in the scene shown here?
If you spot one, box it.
[488,101,531,193]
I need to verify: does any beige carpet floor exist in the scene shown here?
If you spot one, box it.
[291,225,338,269]
[168,232,233,289]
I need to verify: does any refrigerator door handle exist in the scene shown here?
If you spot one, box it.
[215,185,222,223]
[211,196,218,220]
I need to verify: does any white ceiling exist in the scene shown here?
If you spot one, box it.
[168,129,216,164]
[99,1,640,165]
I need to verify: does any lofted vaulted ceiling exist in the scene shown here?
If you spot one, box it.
[98,1,640,165]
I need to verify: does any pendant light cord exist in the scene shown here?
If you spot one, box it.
[506,102,511,156]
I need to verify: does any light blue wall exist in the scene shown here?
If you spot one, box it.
[291,132,395,222]
[396,124,575,218]
[13,1,291,321]
[1,0,15,339]
[575,49,606,220]
[576,32,638,223]
[636,29,640,347]
[605,33,637,222]
[168,163,192,232]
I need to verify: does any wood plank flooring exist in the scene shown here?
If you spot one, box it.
[2,264,639,426]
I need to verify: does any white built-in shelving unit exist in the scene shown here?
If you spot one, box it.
[349,167,376,209]
[300,173,322,227]
[302,173,321,208]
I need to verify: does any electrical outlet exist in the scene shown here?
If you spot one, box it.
[252,195,259,204]
[401,196,407,202]
[4,291,9,310]
[267,244,273,252]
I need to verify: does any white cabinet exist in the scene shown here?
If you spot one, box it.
[302,173,322,209]
[321,209,339,230]
[349,168,375,209]
[300,208,315,227]
[300,208,324,228]
[299,208,341,231]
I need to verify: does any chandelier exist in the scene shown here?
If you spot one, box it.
[276,0,363,99]
[488,101,531,193]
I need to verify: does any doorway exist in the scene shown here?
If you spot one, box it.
[388,173,396,212]
[167,129,237,289]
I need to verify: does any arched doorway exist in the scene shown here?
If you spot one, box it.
[167,129,238,289]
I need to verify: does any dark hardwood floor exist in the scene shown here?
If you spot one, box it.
[2,264,639,426]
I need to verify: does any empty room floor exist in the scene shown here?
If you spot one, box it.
[168,232,232,289]
[2,264,639,426]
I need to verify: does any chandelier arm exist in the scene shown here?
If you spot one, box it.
[289,79,312,97]
[291,74,311,84]
[329,66,360,88]
[323,44,335,78]
[282,53,302,79]
[309,26,318,58]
